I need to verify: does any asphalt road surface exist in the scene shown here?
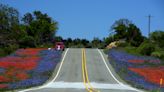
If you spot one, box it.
[21,48,142,92]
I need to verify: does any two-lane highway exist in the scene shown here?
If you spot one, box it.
[21,48,141,92]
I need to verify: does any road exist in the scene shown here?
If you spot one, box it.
[20,48,141,92]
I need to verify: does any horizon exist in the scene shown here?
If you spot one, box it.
[1,0,164,40]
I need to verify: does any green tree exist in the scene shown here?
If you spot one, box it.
[109,19,144,47]
[19,36,36,48]
[22,11,58,46]
[91,37,105,48]
[103,36,113,46]
[22,13,33,25]
[0,4,20,47]
[64,38,73,48]
[0,4,24,56]
[150,30,164,48]
[54,36,63,42]
[81,39,89,46]
[126,24,144,46]
[111,19,131,40]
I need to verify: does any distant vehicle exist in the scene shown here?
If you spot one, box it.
[55,42,65,51]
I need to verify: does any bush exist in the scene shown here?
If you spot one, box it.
[137,42,155,56]
[151,51,164,61]
[19,36,36,48]
[117,42,130,47]
[124,46,139,55]
[5,44,19,54]
[0,44,19,57]
[38,43,53,48]
[0,48,6,57]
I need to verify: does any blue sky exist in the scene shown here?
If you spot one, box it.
[1,0,164,40]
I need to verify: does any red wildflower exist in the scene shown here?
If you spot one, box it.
[0,76,10,82]
[16,72,29,80]
[0,61,38,70]
[15,48,46,56]
[129,67,164,86]
[128,60,145,63]
[0,69,29,82]
[0,84,8,88]
[0,56,40,62]
[0,56,40,71]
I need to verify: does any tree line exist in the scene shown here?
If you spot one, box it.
[1,3,164,59]
[54,36,106,48]
[0,4,58,56]
[109,19,164,60]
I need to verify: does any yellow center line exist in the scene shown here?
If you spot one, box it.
[82,49,91,92]
[82,48,100,92]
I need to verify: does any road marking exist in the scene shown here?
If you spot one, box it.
[97,49,142,92]
[82,49,99,92]
[45,81,138,90]
[19,48,69,92]
[84,49,99,92]
[82,49,91,92]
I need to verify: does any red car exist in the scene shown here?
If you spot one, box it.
[55,42,65,51]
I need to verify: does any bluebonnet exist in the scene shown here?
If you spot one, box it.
[126,70,159,90]
[5,49,62,90]
[108,49,162,91]
[34,50,61,73]
[9,77,48,89]
[0,68,5,73]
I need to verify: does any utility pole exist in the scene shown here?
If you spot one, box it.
[147,14,153,38]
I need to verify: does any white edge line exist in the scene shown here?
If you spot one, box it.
[19,48,69,92]
[97,49,143,92]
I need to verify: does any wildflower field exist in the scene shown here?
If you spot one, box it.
[108,49,164,91]
[0,48,61,91]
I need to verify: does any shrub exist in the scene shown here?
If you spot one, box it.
[124,46,139,55]
[3,44,19,55]
[116,42,130,47]
[151,51,164,62]
[151,51,164,58]
[19,36,36,48]
[0,44,19,57]
[38,43,53,48]
[137,42,155,56]
[0,48,6,57]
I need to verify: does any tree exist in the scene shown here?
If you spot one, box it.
[0,4,21,47]
[19,36,36,48]
[91,37,105,48]
[103,36,113,46]
[54,36,63,42]
[111,19,132,40]
[113,24,127,39]
[126,24,144,46]
[81,39,89,46]
[150,30,164,47]
[109,19,144,47]
[63,38,72,48]
[22,13,33,25]
[22,11,58,46]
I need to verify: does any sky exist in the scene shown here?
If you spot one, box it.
[1,0,164,40]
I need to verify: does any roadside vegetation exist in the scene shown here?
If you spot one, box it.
[0,3,106,57]
[0,3,58,57]
[108,18,164,61]
[0,48,62,91]
[106,19,164,91]
[1,3,164,92]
